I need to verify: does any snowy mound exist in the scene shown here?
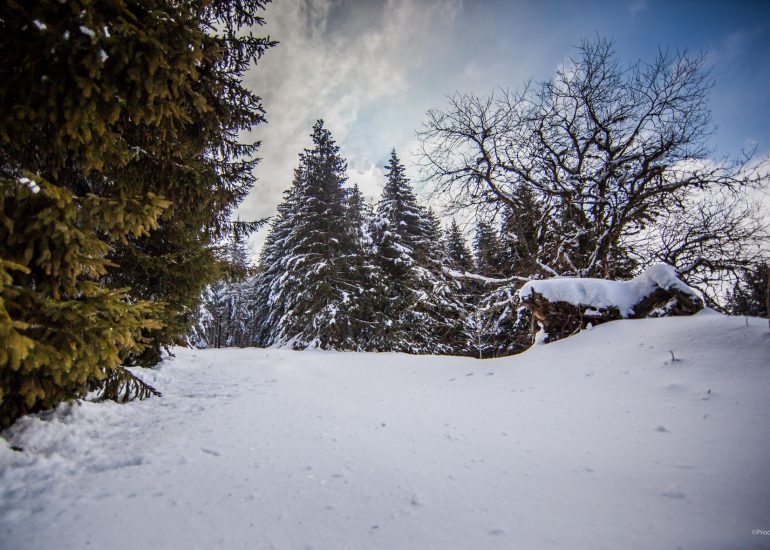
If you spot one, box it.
[519,263,701,318]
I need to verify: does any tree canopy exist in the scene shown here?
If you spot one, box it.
[419,37,767,285]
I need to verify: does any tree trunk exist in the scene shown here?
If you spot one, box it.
[766,264,769,331]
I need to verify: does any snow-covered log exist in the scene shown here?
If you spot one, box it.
[518,264,704,343]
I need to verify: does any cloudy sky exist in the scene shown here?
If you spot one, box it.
[238,0,770,253]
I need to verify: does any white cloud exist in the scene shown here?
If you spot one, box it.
[239,0,461,255]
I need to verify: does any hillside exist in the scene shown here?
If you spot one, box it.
[1,311,769,549]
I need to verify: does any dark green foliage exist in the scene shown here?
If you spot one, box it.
[500,185,550,278]
[375,151,426,278]
[250,146,465,355]
[445,220,474,273]
[340,184,383,348]
[1,0,274,364]
[0,177,166,427]
[473,221,506,278]
[727,263,768,318]
[0,1,273,424]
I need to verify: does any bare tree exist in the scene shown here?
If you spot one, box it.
[419,37,765,280]
[633,186,769,308]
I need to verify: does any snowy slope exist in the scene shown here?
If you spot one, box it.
[1,311,769,550]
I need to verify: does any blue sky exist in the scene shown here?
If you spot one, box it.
[240,0,770,252]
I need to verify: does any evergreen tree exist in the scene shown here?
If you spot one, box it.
[251,121,363,349]
[727,263,769,318]
[500,185,549,278]
[0,1,273,424]
[465,286,533,359]
[473,221,506,278]
[341,185,382,348]
[370,151,463,354]
[0,178,167,426]
[444,220,474,273]
[190,227,256,348]
[374,151,425,277]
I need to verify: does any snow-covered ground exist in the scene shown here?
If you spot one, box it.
[1,311,769,549]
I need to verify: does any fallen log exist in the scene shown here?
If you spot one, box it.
[518,264,704,344]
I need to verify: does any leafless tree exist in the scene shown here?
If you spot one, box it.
[419,37,766,281]
[632,186,769,308]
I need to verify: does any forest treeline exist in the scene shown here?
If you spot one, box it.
[192,122,768,357]
[193,123,533,357]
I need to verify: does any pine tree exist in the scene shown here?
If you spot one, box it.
[251,121,363,349]
[190,227,256,348]
[445,220,474,272]
[473,221,506,278]
[727,263,769,318]
[500,185,549,278]
[370,151,464,354]
[0,1,273,424]
[0,178,167,426]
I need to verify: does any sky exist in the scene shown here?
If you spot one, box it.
[239,0,770,254]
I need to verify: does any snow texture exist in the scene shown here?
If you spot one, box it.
[518,263,700,316]
[1,312,769,549]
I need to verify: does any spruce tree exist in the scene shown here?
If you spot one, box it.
[727,263,769,318]
[0,1,273,423]
[190,227,256,348]
[0,178,167,426]
[466,209,539,358]
[341,185,382,348]
[474,221,506,278]
[445,220,474,273]
[251,121,363,349]
[500,185,548,278]
[371,151,463,354]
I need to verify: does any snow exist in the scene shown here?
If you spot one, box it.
[18,177,40,194]
[2,311,770,549]
[78,25,95,38]
[444,267,528,285]
[519,263,700,316]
